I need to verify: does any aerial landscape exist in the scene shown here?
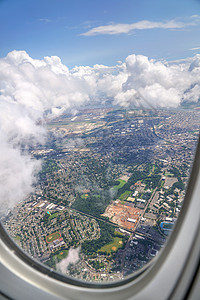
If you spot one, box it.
[3,106,199,281]
[0,0,200,285]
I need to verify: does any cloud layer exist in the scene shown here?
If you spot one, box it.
[81,19,185,36]
[81,15,200,37]
[56,247,80,273]
[0,50,200,213]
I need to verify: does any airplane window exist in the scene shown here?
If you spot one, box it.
[0,0,200,287]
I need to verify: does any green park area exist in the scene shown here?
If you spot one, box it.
[46,231,61,243]
[119,190,132,201]
[165,172,174,177]
[81,194,89,199]
[98,237,123,254]
[55,249,69,262]
[113,179,126,190]
[48,213,58,220]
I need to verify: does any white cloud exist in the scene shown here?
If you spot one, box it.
[190,15,200,19]
[0,50,200,213]
[113,53,200,108]
[39,18,52,23]
[0,141,41,216]
[56,247,80,273]
[81,19,187,36]
[189,47,200,51]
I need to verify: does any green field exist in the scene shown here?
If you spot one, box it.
[98,237,123,254]
[113,179,126,190]
[46,231,61,243]
[119,190,132,200]
[165,172,174,177]
[55,250,69,262]
[49,213,58,220]
[81,194,89,199]
[114,231,124,237]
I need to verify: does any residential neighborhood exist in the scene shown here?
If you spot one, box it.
[3,107,199,282]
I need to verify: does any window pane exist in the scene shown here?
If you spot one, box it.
[0,0,200,284]
[1,107,199,282]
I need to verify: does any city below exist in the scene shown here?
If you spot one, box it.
[3,107,200,282]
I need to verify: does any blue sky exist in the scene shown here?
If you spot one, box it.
[0,0,200,68]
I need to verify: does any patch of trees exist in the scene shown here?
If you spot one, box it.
[81,221,115,255]
[169,167,181,178]
[165,178,185,196]
[41,213,50,224]
[38,159,59,181]
[72,191,111,217]
[144,175,161,189]
[154,163,161,174]
[89,260,104,270]
[115,170,161,199]
[143,192,151,200]
[116,170,145,198]
[173,179,184,191]
[179,163,189,177]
